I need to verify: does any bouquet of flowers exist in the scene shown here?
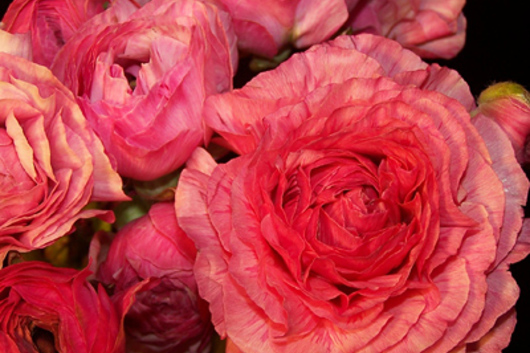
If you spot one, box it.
[0,0,529,352]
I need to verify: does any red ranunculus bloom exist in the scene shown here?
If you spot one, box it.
[51,0,238,181]
[177,34,530,352]
[0,51,127,264]
[0,261,127,352]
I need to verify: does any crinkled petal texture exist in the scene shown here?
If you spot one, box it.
[347,0,466,59]
[1,0,110,67]
[93,202,212,353]
[178,34,530,352]
[0,53,127,264]
[205,34,475,155]
[212,0,350,58]
[0,261,125,353]
[51,0,238,181]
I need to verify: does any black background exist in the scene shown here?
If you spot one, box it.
[0,0,529,351]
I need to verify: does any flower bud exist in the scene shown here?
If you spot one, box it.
[477,81,530,166]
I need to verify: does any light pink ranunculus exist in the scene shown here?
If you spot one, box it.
[92,202,212,353]
[0,52,127,264]
[177,34,530,352]
[51,0,238,181]
[347,0,466,59]
[211,0,350,58]
[0,261,127,353]
[1,0,112,67]
[476,82,530,168]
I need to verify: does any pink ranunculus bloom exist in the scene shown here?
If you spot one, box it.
[0,52,127,264]
[177,34,530,352]
[51,0,238,181]
[1,0,113,67]
[0,261,127,352]
[212,0,351,58]
[476,82,530,168]
[92,202,212,353]
[347,0,466,59]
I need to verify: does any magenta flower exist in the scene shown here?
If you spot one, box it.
[177,34,530,352]
[51,0,238,181]
[92,202,212,353]
[0,51,127,264]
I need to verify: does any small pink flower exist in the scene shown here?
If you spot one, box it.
[347,0,466,59]
[92,202,212,353]
[0,52,127,264]
[178,34,530,352]
[51,0,238,181]
[0,261,127,353]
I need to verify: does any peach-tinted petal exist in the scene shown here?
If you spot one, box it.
[0,30,32,60]
[0,53,125,263]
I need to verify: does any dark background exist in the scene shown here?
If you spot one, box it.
[0,0,529,351]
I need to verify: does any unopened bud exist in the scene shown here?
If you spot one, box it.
[476,82,530,166]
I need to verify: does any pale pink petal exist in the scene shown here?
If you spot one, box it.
[0,30,32,60]
[472,115,529,267]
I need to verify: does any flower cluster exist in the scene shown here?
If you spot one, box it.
[0,0,529,352]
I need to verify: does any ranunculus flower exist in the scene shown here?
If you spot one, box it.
[1,0,111,67]
[0,261,126,352]
[211,0,351,58]
[92,202,212,353]
[476,81,530,168]
[0,52,127,264]
[177,34,530,352]
[347,0,466,59]
[51,0,238,181]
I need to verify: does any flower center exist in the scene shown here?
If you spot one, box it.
[270,139,432,291]
[114,57,146,91]
[32,326,58,353]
